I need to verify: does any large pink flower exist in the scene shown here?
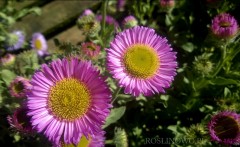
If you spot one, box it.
[107,26,177,96]
[27,58,112,145]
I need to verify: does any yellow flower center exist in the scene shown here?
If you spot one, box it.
[34,39,42,50]
[48,78,91,121]
[87,45,96,51]
[61,136,90,147]
[123,44,160,79]
[220,22,231,28]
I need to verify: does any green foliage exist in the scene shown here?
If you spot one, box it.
[14,50,39,76]
[0,69,16,85]
[103,106,126,129]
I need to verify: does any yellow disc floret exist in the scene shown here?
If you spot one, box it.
[123,44,160,79]
[61,136,90,147]
[34,39,42,50]
[48,78,91,121]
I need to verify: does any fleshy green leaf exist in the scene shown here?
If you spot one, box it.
[102,106,126,129]
[0,69,16,85]
[209,77,239,86]
[181,42,194,53]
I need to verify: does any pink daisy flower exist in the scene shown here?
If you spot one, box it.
[27,57,112,145]
[7,105,34,134]
[81,42,101,58]
[106,26,177,96]
[31,33,48,56]
[9,76,31,98]
[208,111,240,145]
[211,13,239,39]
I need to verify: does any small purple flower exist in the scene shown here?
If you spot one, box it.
[9,76,31,98]
[0,53,15,66]
[6,31,25,51]
[208,111,240,145]
[81,42,101,58]
[211,13,239,39]
[96,15,119,29]
[7,105,35,134]
[117,0,126,11]
[122,15,138,29]
[31,33,48,56]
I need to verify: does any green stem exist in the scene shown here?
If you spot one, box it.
[111,87,122,104]
[105,140,114,144]
[211,45,227,77]
[101,0,108,40]
[95,34,104,48]
[230,47,240,60]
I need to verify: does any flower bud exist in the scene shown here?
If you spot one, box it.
[122,15,138,29]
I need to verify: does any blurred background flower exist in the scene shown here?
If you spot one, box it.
[31,33,48,56]
[6,31,25,51]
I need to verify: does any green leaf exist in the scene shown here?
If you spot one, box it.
[181,42,194,52]
[224,87,231,97]
[165,15,172,26]
[102,106,126,129]
[0,36,6,41]
[14,7,41,20]
[192,78,209,91]
[53,38,60,46]
[0,69,16,85]
[209,77,239,86]
[167,123,186,138]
